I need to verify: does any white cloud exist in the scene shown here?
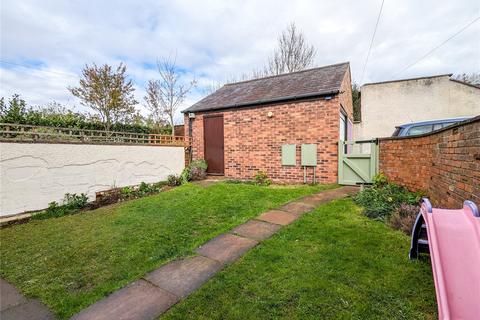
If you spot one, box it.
[1,0,479,124]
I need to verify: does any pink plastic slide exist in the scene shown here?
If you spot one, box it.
[410,198,480,320]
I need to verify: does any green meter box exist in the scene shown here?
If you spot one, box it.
[281,144,296,166]
[301,144,317,166]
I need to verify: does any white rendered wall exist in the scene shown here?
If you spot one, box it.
[354,76,480,140]
[0,143,185,216]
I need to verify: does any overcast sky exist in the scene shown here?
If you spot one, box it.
[1,0,479,123]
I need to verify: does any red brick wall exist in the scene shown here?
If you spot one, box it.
[185,95,351,184]
[339,66,353,116]
[185,68,354,184]
[379,117,480,208]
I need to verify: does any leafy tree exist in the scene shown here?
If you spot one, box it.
[0,97,5,116]
[266,22,316,75]
[0,94,161,133]
[352,82,361,122]
[0,94,28,123]
[69,63,138,131]
[144,56,196,136]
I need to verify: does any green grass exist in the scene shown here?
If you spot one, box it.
[162,198,437,320]
[0,182,333,319]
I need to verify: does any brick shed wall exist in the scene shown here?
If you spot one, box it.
[185,71,353,184]
[379,116,480,208]
[185,98,336,183]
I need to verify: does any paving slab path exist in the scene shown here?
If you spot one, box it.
[70,185,358,320]
[0,278,55,320]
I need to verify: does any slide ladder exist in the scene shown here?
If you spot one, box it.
[410,198,480,320]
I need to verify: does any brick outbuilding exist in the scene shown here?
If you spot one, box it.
[183,62,354,184]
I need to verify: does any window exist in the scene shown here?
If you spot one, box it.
[339,113,347,141]
[406,124,433,136]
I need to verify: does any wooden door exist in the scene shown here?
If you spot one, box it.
[203,115,224,175]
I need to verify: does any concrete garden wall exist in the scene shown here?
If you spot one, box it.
[0,142,185,216]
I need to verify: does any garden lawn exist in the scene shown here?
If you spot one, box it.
[163,198,437,320]
[0,182,334,319]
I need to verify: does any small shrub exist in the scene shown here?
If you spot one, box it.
[180,167,190,183]
[388,204,420,234]
[188,159,208,180]
[167,174,183,186]
[63,193,88,210]
[181,159,208,183]
[34,193,88,220]
[120,182,166,199]
[121,186,134,197]
[372,173,388,188]
[138,182,160,195]
[254,171,271,186]
[41,201,68,218]
[354,179,423,220]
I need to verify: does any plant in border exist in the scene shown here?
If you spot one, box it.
[119,181,167,199]
[180,159,208,183]
[167,174,183,187]
[254,171,272,186]
[372,172,388,188]
[388,204,420,234]
[354,173,423,221]
[34,193,89,220]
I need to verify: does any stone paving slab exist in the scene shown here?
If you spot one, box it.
[72,279,178,320]
[145,256,222,298]
[278,201,315,215]
[0,278,27,312]
[70,185,358,319]
[231,219,282,240]
[196,234,258,263]
[0,278,54,320]
[1,300,55,320]
[257,210,299,225]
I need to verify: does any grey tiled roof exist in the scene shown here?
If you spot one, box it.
[184,62,349,113]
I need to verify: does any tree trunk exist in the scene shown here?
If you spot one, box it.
[170,115,175,137]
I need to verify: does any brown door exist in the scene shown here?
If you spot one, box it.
[203,114,224,175]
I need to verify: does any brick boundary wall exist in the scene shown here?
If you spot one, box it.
[378,116,480,209]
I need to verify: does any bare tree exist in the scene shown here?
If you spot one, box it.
[200,23,315,97]
[144,80,168,128]
[144,56,196,136]
[266,22,316,75]
[69,63,137,131]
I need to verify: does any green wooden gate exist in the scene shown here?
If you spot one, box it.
[338,139,379,185]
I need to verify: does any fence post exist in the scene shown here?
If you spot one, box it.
[338,140,344,184]
[369,141,377,181]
